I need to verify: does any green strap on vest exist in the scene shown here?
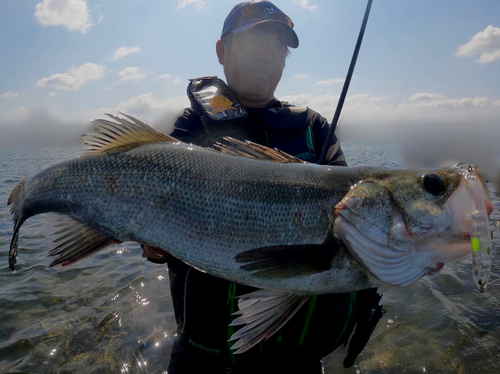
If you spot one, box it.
[226,286,358,367]
[298,295,318,346]
[333,292,357,350]
[227,282,238,367]
[306,125,314,151]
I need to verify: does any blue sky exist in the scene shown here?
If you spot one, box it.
[1,0,499,119]
[0,0,499,183]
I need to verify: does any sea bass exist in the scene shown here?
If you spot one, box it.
[7,114,494,353]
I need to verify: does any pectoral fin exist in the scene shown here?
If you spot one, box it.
[235,244,338,278]
[228,290,310,354]
[47,215,116,267]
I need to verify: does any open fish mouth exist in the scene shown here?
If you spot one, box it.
[334,165,494,287]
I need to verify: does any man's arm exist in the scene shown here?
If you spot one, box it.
[311,112,348,166]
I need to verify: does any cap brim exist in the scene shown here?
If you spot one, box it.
[230,20,299,49]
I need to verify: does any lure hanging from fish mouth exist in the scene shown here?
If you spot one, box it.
[463,165,493,292]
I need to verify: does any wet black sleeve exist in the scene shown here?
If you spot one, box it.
[171,108,205,145]
[311,112,348,167]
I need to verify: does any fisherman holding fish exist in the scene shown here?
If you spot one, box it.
[7,1,494,373]
[143,2,383,372]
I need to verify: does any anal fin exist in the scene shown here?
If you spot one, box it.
[47,215,116,267]
[228,290,310,354]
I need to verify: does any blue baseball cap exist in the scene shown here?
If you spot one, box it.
[221,1,299,48]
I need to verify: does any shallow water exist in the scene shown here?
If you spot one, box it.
[0,145,498,374]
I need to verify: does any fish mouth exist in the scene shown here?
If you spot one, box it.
[334,166,494,287]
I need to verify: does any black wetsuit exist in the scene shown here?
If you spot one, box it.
[161,99,381,374]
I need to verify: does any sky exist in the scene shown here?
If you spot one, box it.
[0,0,499,183]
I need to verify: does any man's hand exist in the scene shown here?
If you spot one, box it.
[141,244,171,264]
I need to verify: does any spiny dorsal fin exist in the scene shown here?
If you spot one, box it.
[83,113,178,155]
[213,137,306,164]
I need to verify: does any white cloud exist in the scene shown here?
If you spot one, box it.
[455,25,500,64]
[119,93,185,112]
[159,74,181,84]
[36,63,104,90]
[177,0,206,10]
[402,94,500,109]
[279,93,390,119]
[292,0,317,11]
[91,93,190,128]
[283,91,500,189]
[316,78,345,85]
[293,73,310,79]
[118,67,149,82]
[49,92,57,97]
[478,49,500,64]
[280,92,500,119]
[409,93,446,102]
[1,91,20,99]
[338,107,500,189]
[111,46,141,60]
[35,0,92,33]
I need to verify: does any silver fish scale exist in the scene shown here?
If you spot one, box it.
[20,143,379,293]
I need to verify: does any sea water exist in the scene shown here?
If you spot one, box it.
[0,145,498,374]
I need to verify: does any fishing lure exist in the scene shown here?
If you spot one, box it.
[465,166,492,292]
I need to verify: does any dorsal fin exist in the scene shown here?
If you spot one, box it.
[83,113,178,155]
[213,137,305,164]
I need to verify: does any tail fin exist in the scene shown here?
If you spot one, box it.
[7,179,25,271]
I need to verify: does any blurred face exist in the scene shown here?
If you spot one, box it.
[217,23,288,107]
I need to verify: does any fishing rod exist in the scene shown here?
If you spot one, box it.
[319,0,373,165]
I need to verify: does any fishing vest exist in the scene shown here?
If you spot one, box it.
[186,76,319,163]
[164,77,382,373]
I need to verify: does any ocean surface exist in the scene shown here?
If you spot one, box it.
[0,144,498,374]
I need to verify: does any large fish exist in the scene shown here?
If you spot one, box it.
[7,114,494,353]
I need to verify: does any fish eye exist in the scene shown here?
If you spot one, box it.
[423,173,445,195]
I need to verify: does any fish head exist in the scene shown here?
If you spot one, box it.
[334,166,493,286]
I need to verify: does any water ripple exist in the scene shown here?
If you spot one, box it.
[0,146,498,373]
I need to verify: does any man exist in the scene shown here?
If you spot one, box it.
[143,1,382,373]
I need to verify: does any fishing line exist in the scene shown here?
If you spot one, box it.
[393,3,422,110]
